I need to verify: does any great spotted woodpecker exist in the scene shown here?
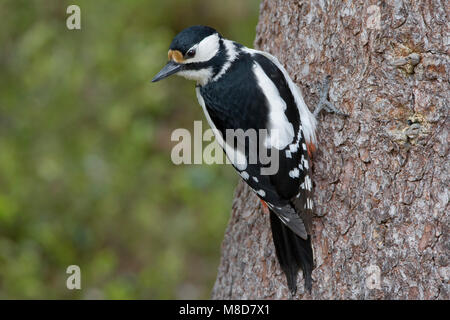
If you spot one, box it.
[152,25,341,294]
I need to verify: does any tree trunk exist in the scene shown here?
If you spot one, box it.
[212,0,448,299]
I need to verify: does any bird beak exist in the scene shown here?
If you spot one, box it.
[151,61,182,82]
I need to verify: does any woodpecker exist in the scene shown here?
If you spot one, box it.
[152,25,339,294]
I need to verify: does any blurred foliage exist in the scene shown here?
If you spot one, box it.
[0,0,260,299]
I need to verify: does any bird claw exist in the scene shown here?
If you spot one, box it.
[313,75,348,117]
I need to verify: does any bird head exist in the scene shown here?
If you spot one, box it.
[152,26,224,85]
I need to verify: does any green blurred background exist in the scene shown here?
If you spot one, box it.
[0,0,260,299]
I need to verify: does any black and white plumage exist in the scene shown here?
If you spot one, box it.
[153,26,317,293]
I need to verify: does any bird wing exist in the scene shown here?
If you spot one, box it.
[197,51,313,238]
[252,52,314,236]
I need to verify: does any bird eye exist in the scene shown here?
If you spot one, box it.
[186,49,196,58]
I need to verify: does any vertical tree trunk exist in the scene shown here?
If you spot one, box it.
[212,0,448,299]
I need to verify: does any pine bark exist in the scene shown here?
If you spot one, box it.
[212,0,448,299]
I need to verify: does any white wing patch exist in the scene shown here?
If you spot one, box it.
[252,61,295,150]
[243,48,317,146]
[289,143,298,153]
[256,189,266,197]
[289,168,300,178]
[303,158,309,169]
[240,171,249,180]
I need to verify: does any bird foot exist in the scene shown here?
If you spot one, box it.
[313,75,348,117]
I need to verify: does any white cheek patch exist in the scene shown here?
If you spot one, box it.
[178,68,213,86]
[184,33,220,64]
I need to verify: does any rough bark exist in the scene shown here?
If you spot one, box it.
[212,0,448,299]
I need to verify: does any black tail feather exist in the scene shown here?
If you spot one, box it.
[269,210,314,294]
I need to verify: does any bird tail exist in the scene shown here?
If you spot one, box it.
[269,210,314,294]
